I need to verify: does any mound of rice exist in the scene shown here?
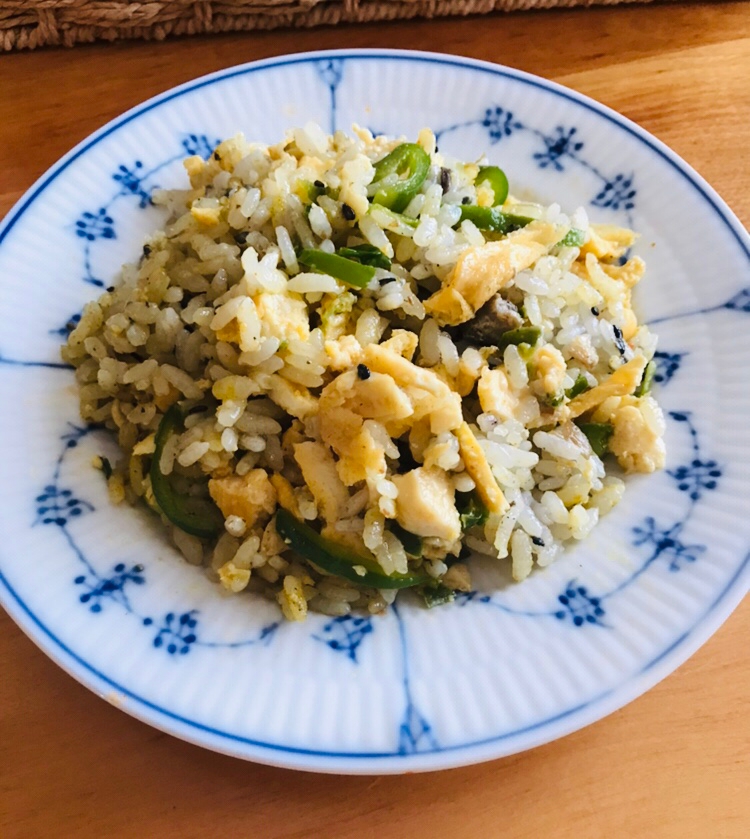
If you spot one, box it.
[62,124,665,620]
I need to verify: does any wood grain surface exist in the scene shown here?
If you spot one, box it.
[1,3,748,837]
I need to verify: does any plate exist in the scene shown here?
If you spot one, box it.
[1,49,748,774]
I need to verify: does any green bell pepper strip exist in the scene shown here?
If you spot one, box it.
[421,585,456,609]
[389,522,423,558]
[558,228,586,248]
[458,206,534,234]
[150,405,224,539]
[371,143,431,213]
[475,166,509,206]
[297,249,376,289]
[457,491,488,530]
[275,508,431,589]
[577,422,614,458]
[337,244,392,270]
[497,325,542,351]
[368,204,419,233]
[634,359,656,397]
[565,373,591,399]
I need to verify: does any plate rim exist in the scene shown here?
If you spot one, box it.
[1,48,748,774]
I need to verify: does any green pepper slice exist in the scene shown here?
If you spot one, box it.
[634,359,656,397]
[577,422,614,457]
[457,490,488,530]
[475,166,509,206]
[497,326,542,351]
[458,206,534,234]
[337,243,392,270]
[150,405,224,539]
[389,522,423,558]
[421,585,456,609]
[297,249,376,289]
[275,508,431,589]
[558,228,586,248]
[371,143,431,213]
[565,373,591,399]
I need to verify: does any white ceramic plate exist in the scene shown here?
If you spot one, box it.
[1,50,748,774]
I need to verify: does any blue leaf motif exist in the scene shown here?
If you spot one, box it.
[482,106,522,143]
[533,126,584,171]
[152,610,199,655]
[398,702,438,755]
[316,58,344,90]
[632,518,706,571]
[653,350,685,385]
[554,582,606,627]
[181,133,220,160]
[724,287,750,312]
[314,615,373,662]
[75,563,145,613]
[113,161,151,208]
[75,208,115,242]
[591,173,636,210]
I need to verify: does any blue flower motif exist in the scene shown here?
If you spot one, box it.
[632,517,706,571]
[75,208,115,242]
[482,106,522,143]
[653,350,685,385]
[75,563,145,613]
[533,126,584,171]
[316,58,344,91]
[150,611,199,655]
[398,701,438,755]
[454,591,492,606]
[181,133,220,160]
[113,161,151,208]
[554,582,606,627]
[668,459,721,501]
[724,287,750,312]
[314,615,373,662]
[35,484,93,526]
[591,173,636,211]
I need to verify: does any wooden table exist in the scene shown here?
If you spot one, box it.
[2,3,749,836]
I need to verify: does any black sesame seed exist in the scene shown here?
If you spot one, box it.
[233,231,248,245]
[314,180,325,189]
[434,144,439,153]
[342,203,356,221]
[590,306,600,316]
[439,167,452,194]
[212,150,221,161]
[357,363,371,380]
[106,286,115,292]
[531,536,545,547]
[142,244,152,256]
[612,324,627,355]
[462,196,471,205]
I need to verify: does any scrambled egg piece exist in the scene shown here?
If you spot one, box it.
[324,335,363,371]
[362,344,463,434]
[425,221,566,325]
[380,329,419,361]
[255,292,309,342]
[455,422,508,514]
[593,395,666,473]
[581,224,637,261]
[294,441,350,524]
[477,367,519,420]
[319,368,411,484]
[277,574,308,621]
[208,468,277,527]
[268,376,318,420]
[567,355,647,419]
[533,344,567,399]
[392,467,461,542]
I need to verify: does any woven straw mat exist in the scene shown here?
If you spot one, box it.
[2,1,665,51]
